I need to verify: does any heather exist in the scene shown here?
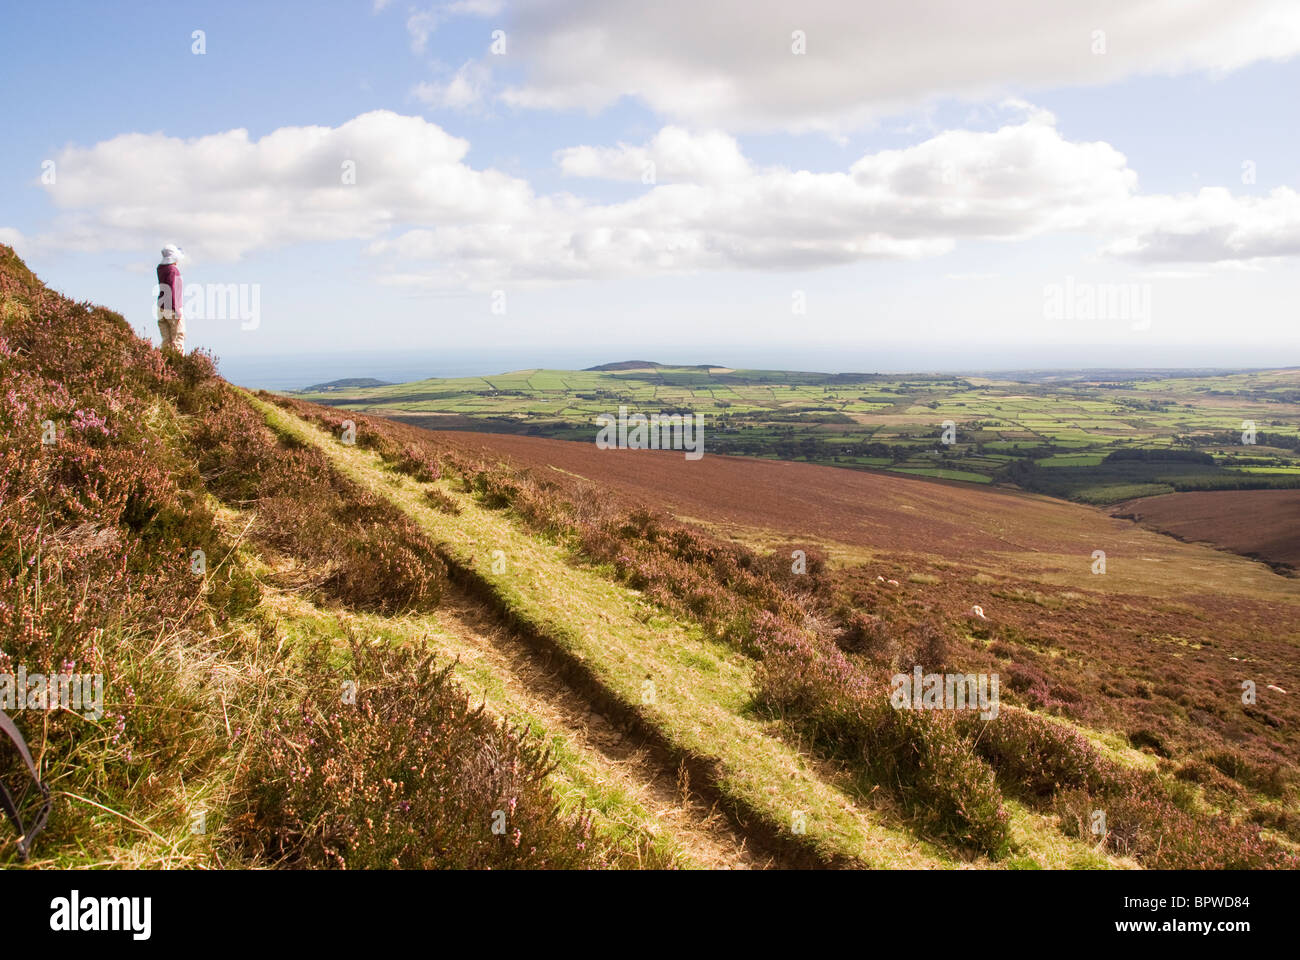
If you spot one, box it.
[0,246,605,868]
[229,635,599,869]
[266,394,1300,867]
[178,360,447,615]
[268,398,1015,855]
[752,612,1010,855]
[0,245,249,862]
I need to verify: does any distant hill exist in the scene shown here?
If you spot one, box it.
[299,377,394,392]
[584,360,723,371]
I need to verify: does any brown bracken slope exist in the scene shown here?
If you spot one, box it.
[422,430,1300,604]
[1113,489,1300,574]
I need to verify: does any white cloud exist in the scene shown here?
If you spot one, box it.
[402,0,502,53]
[0,227,25,249]
[34,111,534,262]
[369,116,1140,284]
[412,60,492,110]
[445,0,502,14]
[497,0,1300,133]
[557,127,752,184]
[406,9,439,53]
[1103,187,1300,262]
[25,110,1300,288]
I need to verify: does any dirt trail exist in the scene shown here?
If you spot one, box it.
[432,587,775,869]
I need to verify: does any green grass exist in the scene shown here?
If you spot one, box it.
[248,392,1129,870]
[890,467,993,483]
[259,589,695,868]
[291,365,1300,497]
[254,393,947,867]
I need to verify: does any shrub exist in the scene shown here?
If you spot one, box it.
[753,614,1010,857]
[180,375,446,614]
[837,611,890,657]
[1005,660,1052,708]
[961,708,1109,801]
[387,443,441,483]
[229,637,599,869]
[1201,748,1292,799]
[424,488,462,514]
[1056,776,1297,869]
[908,621,952,674]
[1128,728,1171,758]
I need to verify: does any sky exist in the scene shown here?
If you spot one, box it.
[2,0,1300,378]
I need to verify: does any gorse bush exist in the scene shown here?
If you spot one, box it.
[229,636,600,869]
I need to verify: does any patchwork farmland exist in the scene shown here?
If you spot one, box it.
[298,363,1300,504]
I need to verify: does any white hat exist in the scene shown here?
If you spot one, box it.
[160,244,185,265]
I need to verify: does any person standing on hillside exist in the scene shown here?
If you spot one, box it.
[156,244,186,352]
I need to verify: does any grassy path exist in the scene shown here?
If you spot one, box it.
[260,581,764,869]
[251,393,951,868]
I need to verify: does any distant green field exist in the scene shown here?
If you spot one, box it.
[1038,453,1106,467]
[889,467,993,483]
[294,363,1300,504]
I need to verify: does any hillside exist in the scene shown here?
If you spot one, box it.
[583,361,726,372]
[3,244,1298,870]
[1113,489,1300,574]
[300,377,394,392]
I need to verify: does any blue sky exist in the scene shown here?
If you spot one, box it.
[3,0,1299,378]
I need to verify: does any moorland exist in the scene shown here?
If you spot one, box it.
[4,245,1298,871]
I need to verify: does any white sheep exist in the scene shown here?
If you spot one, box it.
[971,605,986,619]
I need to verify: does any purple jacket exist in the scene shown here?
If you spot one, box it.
[157,263,182,317]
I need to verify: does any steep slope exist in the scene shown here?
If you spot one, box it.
[257,393,1128,868]
[252,395,950,868]
[0,245,755,868]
